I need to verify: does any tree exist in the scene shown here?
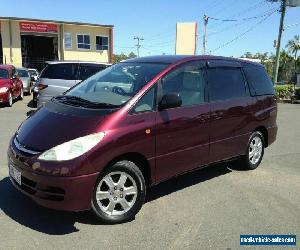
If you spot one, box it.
[286,35,300,76]
[113,52,137,63]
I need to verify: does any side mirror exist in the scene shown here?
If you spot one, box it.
[10,74,17,80]
[159,93,182,110]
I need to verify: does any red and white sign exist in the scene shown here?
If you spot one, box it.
[19,21,58,33]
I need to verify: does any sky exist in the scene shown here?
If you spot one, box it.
[1,0,299,57]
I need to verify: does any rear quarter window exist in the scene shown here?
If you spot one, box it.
[242,63,275,96]
[40,63,79,80]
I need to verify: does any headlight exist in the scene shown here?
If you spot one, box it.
[38,132,105,161]
[0,87,8,93]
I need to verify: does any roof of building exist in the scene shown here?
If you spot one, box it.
[45,60,112,65]
[123,55,263,66]
[0,16,113,28]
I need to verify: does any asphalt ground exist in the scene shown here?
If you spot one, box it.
[0,96,299,249]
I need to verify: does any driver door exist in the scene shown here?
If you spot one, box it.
[155,61,210,183]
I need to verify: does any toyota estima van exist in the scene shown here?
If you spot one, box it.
[8,55,277,224]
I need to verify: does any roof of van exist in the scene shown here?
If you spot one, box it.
[123,55,263,66]
[45,61,112,65]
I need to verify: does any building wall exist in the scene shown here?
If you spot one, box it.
[63,24,111,63]
[176,22,197,55]
[1,20,22,66]
[0,19,112,67]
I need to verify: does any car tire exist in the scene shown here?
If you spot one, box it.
[241,131,265,170]
[91,160,146,224]
[7,92,13,107]
[19,88,24,100]
[32,99,37,108]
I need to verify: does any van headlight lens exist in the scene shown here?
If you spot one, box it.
[38,132,105,161]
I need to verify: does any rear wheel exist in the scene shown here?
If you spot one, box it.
[241,131,265,170]
[91,160,146,224]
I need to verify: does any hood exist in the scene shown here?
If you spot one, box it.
[0,79,10,87]
[16,100,115,151]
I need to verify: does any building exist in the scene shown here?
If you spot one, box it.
[175,22,197,55]
[0,17,113,70]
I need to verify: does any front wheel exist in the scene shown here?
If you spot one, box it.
[91,160,146,224]
[19,88,24,100]
[241,131,265,170]
[7,92,13,107]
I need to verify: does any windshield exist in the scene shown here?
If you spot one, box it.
[64,62,168,107]
[0,69,9,79]
[18,69,29,77]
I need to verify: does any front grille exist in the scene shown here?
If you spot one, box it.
[12,175,65,202]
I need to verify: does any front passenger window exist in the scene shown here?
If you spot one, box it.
[161,62,206,107]
[133,87,156,113]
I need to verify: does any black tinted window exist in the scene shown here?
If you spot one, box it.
[40,64,78,80]
[79,64,106,80]
[161,61,206,107]
[207,68,247,101]
[243,64,275,96]
[0,69,8,79]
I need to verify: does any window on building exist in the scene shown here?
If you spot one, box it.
[161,61,206,107]
[207,67,248,101]
[96,36,109,50]
[64,33,72,49]
[77,34,90,49]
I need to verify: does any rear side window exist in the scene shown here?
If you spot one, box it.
[79,64,106,80]
[207,68,248,101]
[243,64,275,96]
[40,63,79,80]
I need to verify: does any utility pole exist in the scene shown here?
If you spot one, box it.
[134,36,144,57]
[203,14,209,55]
[273,0,287,83]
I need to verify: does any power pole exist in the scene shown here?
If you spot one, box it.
[134,36,144,57]
[273,0,287,83]
[203,14,209,55]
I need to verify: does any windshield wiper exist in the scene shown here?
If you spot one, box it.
[54,95,120,109]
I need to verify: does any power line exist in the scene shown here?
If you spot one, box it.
[200,7,279,39]
[285,21,300,29]
[206,7,279,22]
[208,10,276,54]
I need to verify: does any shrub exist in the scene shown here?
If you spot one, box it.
[274,84,294,99]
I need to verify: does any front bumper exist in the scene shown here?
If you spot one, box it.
[0,92,9,103]
[7,143,99,211]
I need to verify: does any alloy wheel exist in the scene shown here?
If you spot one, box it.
[95,171,138,216]
[8,92,13,107]
[249,136,263,165]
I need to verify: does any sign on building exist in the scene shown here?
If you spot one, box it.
[175,22,197,55]
[19,22,58,33]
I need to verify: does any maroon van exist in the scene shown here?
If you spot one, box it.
[7,55,277,224]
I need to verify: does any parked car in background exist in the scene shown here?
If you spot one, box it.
[0,65,23,107]
[8,55,277,224]
[28,68,39,82]
[17,68,32,95]
[35,61,110,107]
